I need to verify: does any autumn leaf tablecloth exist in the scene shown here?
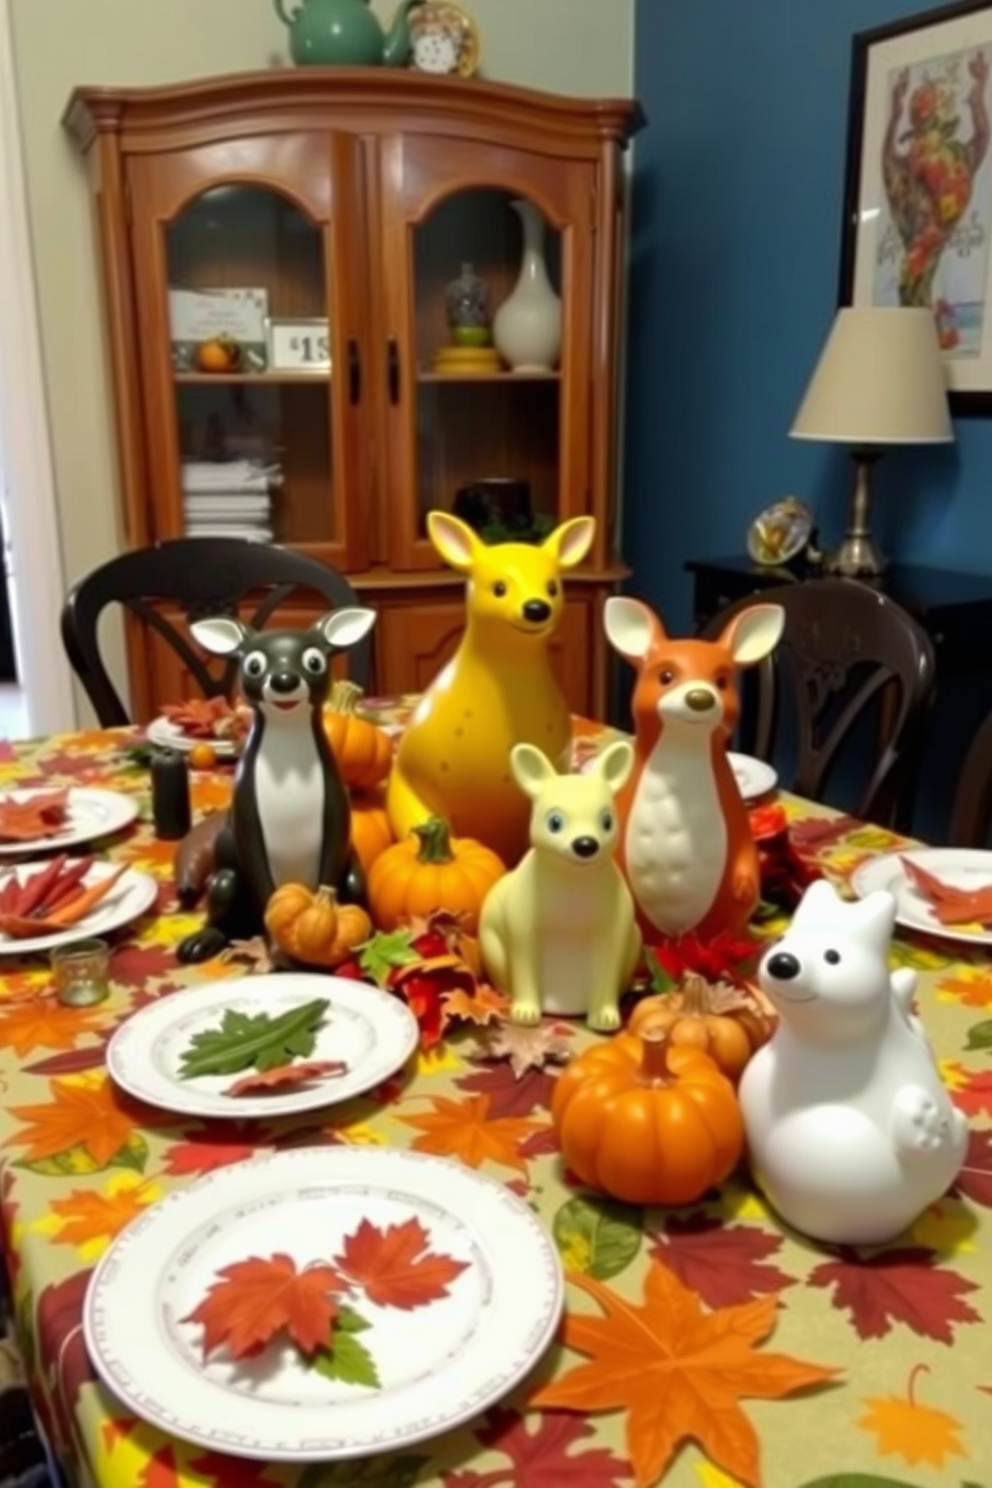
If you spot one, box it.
[0,724,990,1488]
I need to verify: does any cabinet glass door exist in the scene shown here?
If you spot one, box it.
[377,138,596,569]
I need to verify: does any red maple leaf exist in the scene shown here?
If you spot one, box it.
[225,1059,347,1097]
[950,1069,992,1117]
[649,1214,796,1309]
[35,1269,95,1453]
[807,1247,980,1344]
[185,1451,281,1488]
[181,1253,346,1360]
[162,1122,265,1176]
[455,1060,557,1117]
[443,1406,630,1488]
[23,1041,111,1077]
[519,1126,560,1159]
[955,1128,992,1208]
[333,1216,469,1310]
[109,942,183,990]
[788,813,860,850]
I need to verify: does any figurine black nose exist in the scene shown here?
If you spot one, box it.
[270,671,299,695]
[523,600,552,624]
[765,951,801,981]
[571,836,599,859]
[686,688,716,712]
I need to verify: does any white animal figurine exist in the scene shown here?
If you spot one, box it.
[479,741,641,1032]
[739,878,968,1245]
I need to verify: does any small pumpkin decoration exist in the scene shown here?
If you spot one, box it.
[324,681,393,791]
[627,972,774,1085]
[350,787,394,875]
[367,816,505,936]
[551,1029,744,1206]
[195,335,241,373]
[264,883,373,969]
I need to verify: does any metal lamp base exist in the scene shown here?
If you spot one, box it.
[823,449,886,578]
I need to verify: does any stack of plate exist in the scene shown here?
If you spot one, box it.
[432,344,502,375]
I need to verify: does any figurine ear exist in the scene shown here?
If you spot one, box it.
[603,596,665,663]
[315,608,376,651]
[510,742,558,798]
[848,888,897,950]
[427,511,480,571]
[595,739,634,795]
[191,617,252,656]
[791,876,842,926]
[543,516,595,569]
[721,604,785,667]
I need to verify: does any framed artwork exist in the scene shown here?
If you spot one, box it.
[839,1,992,406]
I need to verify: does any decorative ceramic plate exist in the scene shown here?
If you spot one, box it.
[408,1,481,77]
[0,861,158,956]
[0,787,138,857]
[746,496,813,567]
[83,1146,563,1461]
[852,848,992,946]
[728,752,779,803]
[107,973,420,1120]
[147,716,238,759]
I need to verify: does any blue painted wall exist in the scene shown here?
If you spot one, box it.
[623,0,992,837]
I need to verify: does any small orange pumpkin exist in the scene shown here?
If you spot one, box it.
[324,681,393,791]
[264,883,372,968]
[627,972,774,1085]
[551,1029,744,1206]
[349,788,394,875]
[195,335,241,373]
[367,816,505,935]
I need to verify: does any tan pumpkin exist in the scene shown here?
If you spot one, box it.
[324,681,393,790]
[350,787,394,875]
[626,972,774,1084]
[367,816,505,935]
[264,884,372,968]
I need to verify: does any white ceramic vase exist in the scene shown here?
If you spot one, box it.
[492,199,562,373]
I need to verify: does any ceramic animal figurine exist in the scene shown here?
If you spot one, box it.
[176,609,376,963]
[478,740,641,1032]
[387,511,595,866]
[603,595,784,940]
[739,878,968,1245]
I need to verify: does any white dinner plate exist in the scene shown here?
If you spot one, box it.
[728,751,778,802]
[851,848,992,947]
[0,786,139,857]
[107,973,420,1119]
[0,860,158,956]
[147,715,238,759]
[84,1146,564,1462]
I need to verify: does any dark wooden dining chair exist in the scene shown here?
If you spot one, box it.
[61,538,371,728]
[948,706,992,848]
[700,577,936,829]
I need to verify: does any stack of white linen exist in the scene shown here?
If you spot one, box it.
[181,459,282,541]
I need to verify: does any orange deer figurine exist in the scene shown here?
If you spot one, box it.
[603,595,784,941]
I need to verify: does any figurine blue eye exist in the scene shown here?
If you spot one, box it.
[243,651,266,678]
[302,646,326,675]
[600,809,614,831]
[546,811,564,833]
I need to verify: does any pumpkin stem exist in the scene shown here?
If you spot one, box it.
[680,972,709,1014]
[411,816,456,865]
[328,679,364,717]
[639,1027,675,1084]
[315,885,339,907]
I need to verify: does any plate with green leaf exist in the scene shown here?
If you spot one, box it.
[106,973,419,1119]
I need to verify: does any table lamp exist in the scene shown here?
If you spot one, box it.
[789,306,953,577]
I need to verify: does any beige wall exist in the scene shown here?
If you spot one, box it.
[10,0,635,722]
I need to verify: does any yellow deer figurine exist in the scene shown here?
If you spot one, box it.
[386,510,596,866]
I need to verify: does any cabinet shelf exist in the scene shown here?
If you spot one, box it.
[174,372,331,386]
[417,370,560,384]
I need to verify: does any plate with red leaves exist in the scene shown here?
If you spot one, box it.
[852,848,992,945]
[83,1146,562,1461]
[147,697,249,757]
[106,972,419,1118]
[0,786,138,855]
[0,857,157,955]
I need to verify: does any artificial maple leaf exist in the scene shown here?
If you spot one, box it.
[649,1214,797,1309]
[181,1252,346,1360]
[901,855,992,926]
[225,1059,348,1097]
[0,787,69,842]
[464,1405,631,1488]
[942,1061,992,1116]
[138,1445,181,1488]
[441,981,509,1027]
[24,1039,112,1078]
[333,1215,469,1309]
[531,1261,841,1488]
[0,999,106,1058]
[160,696,233,738]
[456,1059,558,1117]
[218,936,277,974]
[857,1363,966,1468]
[936,967,992,1008]
[35,1269,96,1452]
[46,1176,159,1251]
[162,1121,264,1176]
[955,1128,992,1208]
[479,1021,573,1078]
[6,1074,136,1168]
[400,1092,543,1174]
[807,1247,981,1344]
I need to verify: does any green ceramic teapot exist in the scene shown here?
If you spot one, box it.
[274,0,424,67]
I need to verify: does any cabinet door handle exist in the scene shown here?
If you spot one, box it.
[387,338,401,404]
[347,339,361,404]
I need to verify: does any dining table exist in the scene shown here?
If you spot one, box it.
[0,704,990,1488]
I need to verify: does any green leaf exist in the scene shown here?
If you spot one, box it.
[552,1194,643,1279]
[966,1019,992,1050]
[311,1308,380,1390]
[16,1131,148,1177]
[335,1304,371,1334]
[357,929,418,986]
[644,948,676,994]
[795,1477,928,1488]
[297,1457,427,1488]
[178,997,329,1079]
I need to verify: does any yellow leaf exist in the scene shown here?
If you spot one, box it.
[721,1179,772,1223]
[857,1364,967,1469]
[696,1465,746,1488]
[938,1059,970,1092]
[330,1120,387,1146]
[416,1042,462,1077]
[910,1202,978,1255]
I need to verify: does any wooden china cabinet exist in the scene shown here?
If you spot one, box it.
[64,69,642,722]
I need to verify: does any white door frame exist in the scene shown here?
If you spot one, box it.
[0,3,77,736]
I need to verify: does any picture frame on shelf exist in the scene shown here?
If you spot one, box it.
[839,0,992,406]
[265,317,332,374]
[169,287,269,373]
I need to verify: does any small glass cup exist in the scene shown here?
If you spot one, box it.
[51,938,111,1008]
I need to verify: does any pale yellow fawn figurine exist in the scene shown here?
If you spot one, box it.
[479,740,641,1031]
[386,510,595,866]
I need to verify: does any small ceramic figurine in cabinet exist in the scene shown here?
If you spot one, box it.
[604,595,784,940]
[479,739,641,1032]
[739,878,968,1245]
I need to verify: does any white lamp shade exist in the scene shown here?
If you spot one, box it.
[790,307,953,445]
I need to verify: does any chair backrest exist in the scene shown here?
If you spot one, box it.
[61,538,371,727]
[701,578,936,828]
[948,707,992,848]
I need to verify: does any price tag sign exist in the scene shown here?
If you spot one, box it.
[265,317,332,373]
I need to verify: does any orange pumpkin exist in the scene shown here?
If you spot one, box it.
[367,816,505,935]
[324,681,393,790]
[350,788,394,875]
[264,883,372,968]
[195,335,240,373]
[627,972,774,1085]
[551,1029,744,1206]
